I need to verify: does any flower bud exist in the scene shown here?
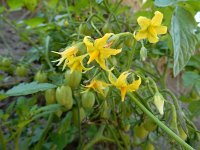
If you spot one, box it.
[140,46,147,61]
[16,65,28,77]
[65,70,82,89]
[142,117,157,132]
[81,91,95,109]
[154,92,165,115]
[64,20,69,27]
[2,58,12,67]
[144,142,155,150]
[178,126,187,141]
[34,71,47,83]
[100,101,110,119]
[45,89,56,105]
[124,36,134,47]
[56,85,73,110]
[134,124,149,139]
[79,23,93,36]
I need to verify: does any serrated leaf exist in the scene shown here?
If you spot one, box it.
[6,82,56,96]
[170,7,199,76]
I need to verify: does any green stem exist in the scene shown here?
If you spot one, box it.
[127,40,135,70]
[162,89,188,135]
[107,125,123,149]
[103,1,120,29]
[14,127,23,150]
[90,21,102,36]
[0,127,7,150]
[160,58,169,95]
[134,64,159,80]
[74,96,82,149]
[34,114,54,150]
[147,77,159,93]
[127,92,194,150]
[44,36,54,70]
[83,125,106,150]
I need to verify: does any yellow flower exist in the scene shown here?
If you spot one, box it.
[67,54,91,73]
[135,11,167,43]
[83,33,122,70]
[85,80,110,96]
[108,70,141,101]
[52,46,78,70]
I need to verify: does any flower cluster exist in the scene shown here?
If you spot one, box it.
[53,11,167,101]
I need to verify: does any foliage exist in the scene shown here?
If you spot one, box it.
[0,0,200,150]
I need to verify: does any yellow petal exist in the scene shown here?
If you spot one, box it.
[100,48,122,59]
[137,16,151,30]
[147,33,159,43]
[128,76,141,91]
[148,26,157,37]
[155,26,167,35]
[85,80,109,96]
[96,57,107,70]
[120,87,127,102]
[94,33,113,49]
[67,54,89,73]
[115,71,130,87]
[135,31,147,41]
[83,36,95,52]
[151,11,163,26]
[87,50,99,64]
[108,70,117,85]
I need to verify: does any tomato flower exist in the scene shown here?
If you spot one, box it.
[83,33,122,70]
[52,46,78,70]
[85,80,110,96]
[67,54,91,73]
[135,11,167,43]
[108,70,141,101]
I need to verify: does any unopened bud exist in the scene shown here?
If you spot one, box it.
[154,92,165,115]
[140,46,147,61]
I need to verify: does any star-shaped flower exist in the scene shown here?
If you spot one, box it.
[135,11,167,43]
[85,80,110,96]
[83,33,122,70]
[52,46,78,70]
[108,70,141,101]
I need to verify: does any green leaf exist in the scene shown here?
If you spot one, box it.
[58,112,72,133]
[24,0,38,12]
[182,71,200,87]
[170,7,199,76]
[154,0,177,7]
[0,6,5,13]
[96,0,104,4]
[188,100,200,117]
[24,17,45,28]
[154,0,200,7]
[6,82,56,97]
[7,0,24,10]
[0,93,7,101]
